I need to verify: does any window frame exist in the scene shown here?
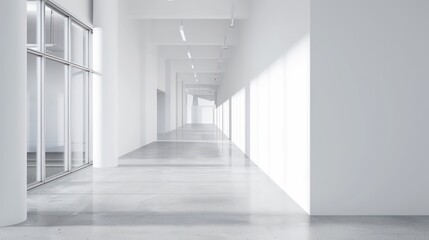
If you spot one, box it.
[27,0,94,190]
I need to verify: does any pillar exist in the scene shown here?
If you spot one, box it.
[0,0,27,227]
[93,0,118,167]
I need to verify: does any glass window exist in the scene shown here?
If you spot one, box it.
[88,73,93,163]
[26,1,93,188]
[45,59,67,178]
[71,22,88,66]
[27,54,41,185]
[70,67,88,169]
[45,6,67,59]
[27,0,41,50]
[89,32,93,69]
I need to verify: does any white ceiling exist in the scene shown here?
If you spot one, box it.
[125,0,247,93]
[126,0,248,19]
[151,19,238,46]
[158,45,232,60]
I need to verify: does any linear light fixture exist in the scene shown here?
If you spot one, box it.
[187,51,192,59]
[194,73,197,78]
[179,20,186,42]
[196,79,199,83]
[230,4,235,28]
[191,63,195,70]
[223,35,228,49]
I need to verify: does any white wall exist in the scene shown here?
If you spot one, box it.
[127,0,248,19]
[216,0,310,213]
[117,7,157,156]
[310,0,429,215]
[51,0,93,26]
[140,20,158,146]
[176,79,184,127]
[117,2,143,156]
[165,61,177,132]
[157,91,166,134]
[157,56,166,92]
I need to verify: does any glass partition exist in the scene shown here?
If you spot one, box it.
[27,0,40,50]
[27,54,41,185]
[71,22,89,66]
[45,59,67,178]
[27,0,93,188]
[45,6,67,59]
[70,67,88,169]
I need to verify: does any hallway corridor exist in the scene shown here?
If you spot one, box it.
[0,125,307,239]
[1,125,429,239]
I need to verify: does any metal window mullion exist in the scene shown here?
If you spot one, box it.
[67,18,70,62]
[27,49,44,57]
[86,27,92,164]
[40,57,46,182]
[85,71,90,164]
[41,0,46,55]
[36,55,42,183]
[70,62,92,72]
[88,73,93,163]
[66,16,71,172]
[86,28,89,68]
[44,53,92,72]
[40,0,46,183]
[45,54,70,65]
[45,0,92,32]
[66,65,71,172]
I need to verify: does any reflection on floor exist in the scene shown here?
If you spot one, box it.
[2,124,429,239]
[28,153,88,184]
[157,124,230,142]
[27,153,65,184]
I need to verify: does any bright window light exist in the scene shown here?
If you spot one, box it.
[179,25,186,42]
[27,2,37,12]
[249,35,310,213]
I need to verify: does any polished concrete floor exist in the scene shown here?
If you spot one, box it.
[2,124,429,239]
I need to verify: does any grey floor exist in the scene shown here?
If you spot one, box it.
[2,124,429,239]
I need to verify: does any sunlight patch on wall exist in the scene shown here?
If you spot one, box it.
[249,35,310,213]
[231,88,246,153]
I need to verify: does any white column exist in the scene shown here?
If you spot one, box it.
[0,0,27,227]
[93,0,118,168]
